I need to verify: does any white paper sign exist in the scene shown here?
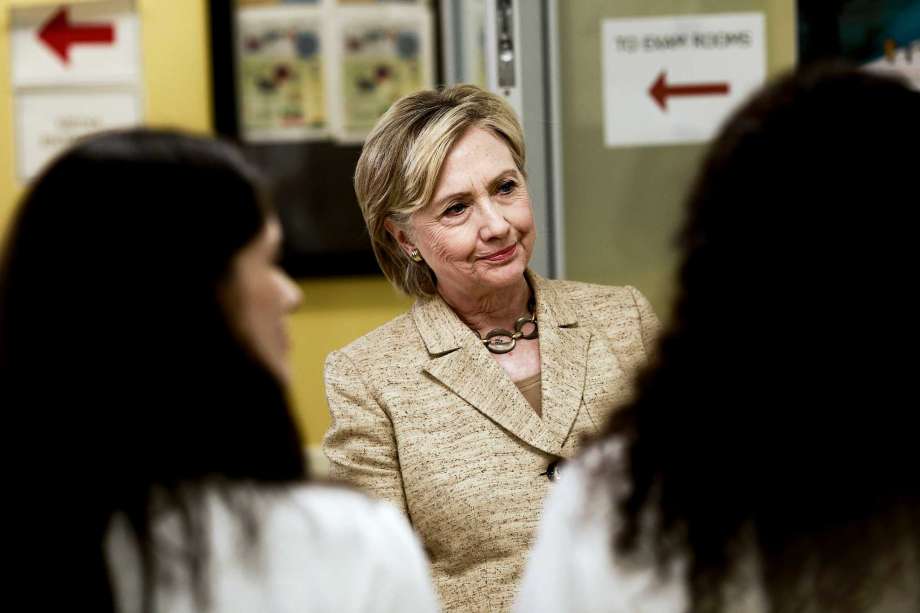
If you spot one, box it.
[11,0,140,88]
[602,13,766,148]
[16,89,141,180]
[11,1,143,181]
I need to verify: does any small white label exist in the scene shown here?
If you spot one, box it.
[16,89,141,181]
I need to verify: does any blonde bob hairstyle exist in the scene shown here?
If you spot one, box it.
[354,84,526,297]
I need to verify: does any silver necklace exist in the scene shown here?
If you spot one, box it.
[473,298,538,354]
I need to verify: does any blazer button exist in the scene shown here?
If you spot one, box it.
[543,459,563,482]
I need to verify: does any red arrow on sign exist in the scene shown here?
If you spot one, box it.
[649,71,730,112]
[38,7,115,65]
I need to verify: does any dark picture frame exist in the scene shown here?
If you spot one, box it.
[208,0,443,278]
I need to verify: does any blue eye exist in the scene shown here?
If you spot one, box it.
[444,202,468,216]
[498,180,516,194]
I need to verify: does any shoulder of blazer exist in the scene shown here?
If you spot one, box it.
[538,278,641,324]
[331,310,424,368]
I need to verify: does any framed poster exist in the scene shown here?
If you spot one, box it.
[236,5,328,142]
[331,6,434,142]
[210,0,438,277]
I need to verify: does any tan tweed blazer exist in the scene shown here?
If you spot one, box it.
[323,272,659,612]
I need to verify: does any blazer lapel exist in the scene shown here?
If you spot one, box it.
[413,292,559,455]
[532,274,592,455]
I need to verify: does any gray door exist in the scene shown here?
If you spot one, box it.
[444,0,795,319]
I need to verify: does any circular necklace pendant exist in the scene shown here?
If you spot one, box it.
[477,313,538,355]
[473,295,539,355]
[515,314,538,340]
[483,328,518,354]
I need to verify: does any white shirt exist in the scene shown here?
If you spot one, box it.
[515,441,918,613]
[107,484,440,613]
[514,441,690,613]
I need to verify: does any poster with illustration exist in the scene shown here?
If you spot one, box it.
[337,1,425,5]
[333,6,433,141]
[239,0,320,6]
[237,5,327,142]
[798,0,920,89]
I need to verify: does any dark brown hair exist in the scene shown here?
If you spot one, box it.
[602,65,920,612]
[1,130,308,612]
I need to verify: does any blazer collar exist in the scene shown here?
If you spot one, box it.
[411,270,579,354]
[411,271,591,456]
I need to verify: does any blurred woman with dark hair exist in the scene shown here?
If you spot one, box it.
[1,129,438,613]
[515,66,920,613]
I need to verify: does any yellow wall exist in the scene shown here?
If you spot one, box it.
[0,0,409,447]
[289,279,411,444]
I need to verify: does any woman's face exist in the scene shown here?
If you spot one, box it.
[399,126,535,300]
[223,218,302,384]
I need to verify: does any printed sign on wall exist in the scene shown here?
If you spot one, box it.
[602,13,766,148]
[11,0,143,180]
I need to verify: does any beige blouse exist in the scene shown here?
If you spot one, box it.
[514,372,542,417]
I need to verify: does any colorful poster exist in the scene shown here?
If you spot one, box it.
[337,1,424,5]
[340,24,423,131]
[237,6,327,142]
[239,0,320,6]
[332,6,433,141]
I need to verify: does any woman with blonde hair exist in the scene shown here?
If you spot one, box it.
[323,85,659,611]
